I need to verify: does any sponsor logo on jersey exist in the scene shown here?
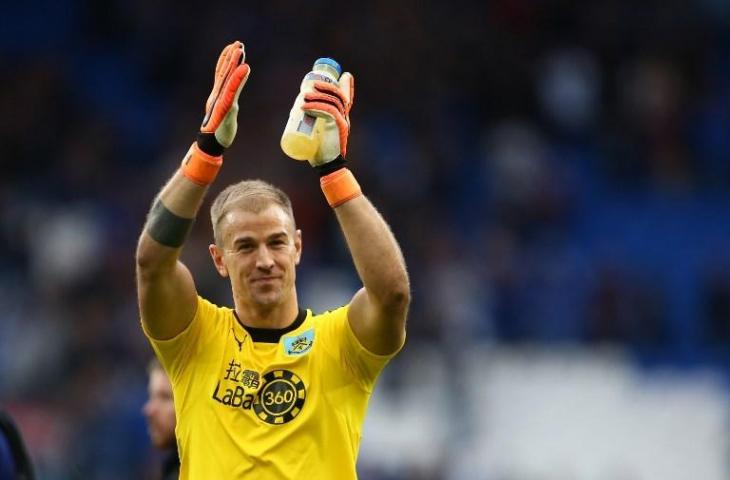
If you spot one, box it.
[253,369,306,425]
[211,367,306,425]
[283,329,314,356]
[223,359,260,389]
[211,359,261,410]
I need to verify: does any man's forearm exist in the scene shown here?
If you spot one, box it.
[333,195,410,310]
[136,171,209,274]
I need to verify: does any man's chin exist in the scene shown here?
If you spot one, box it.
[251,291,283,307]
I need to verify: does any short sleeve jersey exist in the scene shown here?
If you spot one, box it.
[145,296,398,480]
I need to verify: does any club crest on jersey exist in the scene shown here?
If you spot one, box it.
[283,329,314,356]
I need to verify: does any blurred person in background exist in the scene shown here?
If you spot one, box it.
[135,40,409,479]
[142,358,179,480]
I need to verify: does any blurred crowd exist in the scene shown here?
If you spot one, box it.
[1,0,730,477]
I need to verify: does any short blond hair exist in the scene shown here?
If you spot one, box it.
[210,179,295,245]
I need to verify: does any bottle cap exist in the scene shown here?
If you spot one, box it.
[314,57,342,76]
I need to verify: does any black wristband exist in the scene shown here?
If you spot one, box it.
[314,156,347,177]
[196,132,225,157]
[145,198,195,248]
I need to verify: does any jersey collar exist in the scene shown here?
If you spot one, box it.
[233,309,307,343]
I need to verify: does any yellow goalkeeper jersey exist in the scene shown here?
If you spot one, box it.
[145,296,397,479]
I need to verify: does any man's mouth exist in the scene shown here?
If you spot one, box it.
[251,276,280,283]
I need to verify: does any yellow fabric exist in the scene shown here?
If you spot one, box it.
[145,296,397,479]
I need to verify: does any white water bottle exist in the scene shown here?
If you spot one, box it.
[280,57,342,161]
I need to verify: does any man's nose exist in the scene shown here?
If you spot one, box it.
[255,245,274,269]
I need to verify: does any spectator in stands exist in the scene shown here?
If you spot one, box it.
[143,358,179,480]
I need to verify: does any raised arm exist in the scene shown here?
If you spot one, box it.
[333,196,410,355]
[300,72,410,355]
[136,41,250,340]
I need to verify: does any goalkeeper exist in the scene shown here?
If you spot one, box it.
[135,40,410,479]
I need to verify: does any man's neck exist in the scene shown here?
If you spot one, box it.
[233,294,299,330]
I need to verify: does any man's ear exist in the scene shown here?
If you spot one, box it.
[209,244,229,277]
[294,229,302,265]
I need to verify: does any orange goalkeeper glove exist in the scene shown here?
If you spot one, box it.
[181,40,251,185]
[302,73,362,208]
[301,72,354,170]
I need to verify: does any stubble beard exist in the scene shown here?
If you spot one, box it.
[249,279,289,309]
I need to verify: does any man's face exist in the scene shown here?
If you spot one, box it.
[143,368,176,450]
[211,204,302,309]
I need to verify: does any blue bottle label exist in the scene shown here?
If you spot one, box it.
[304,72,336,84]
[297,113,316,135]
